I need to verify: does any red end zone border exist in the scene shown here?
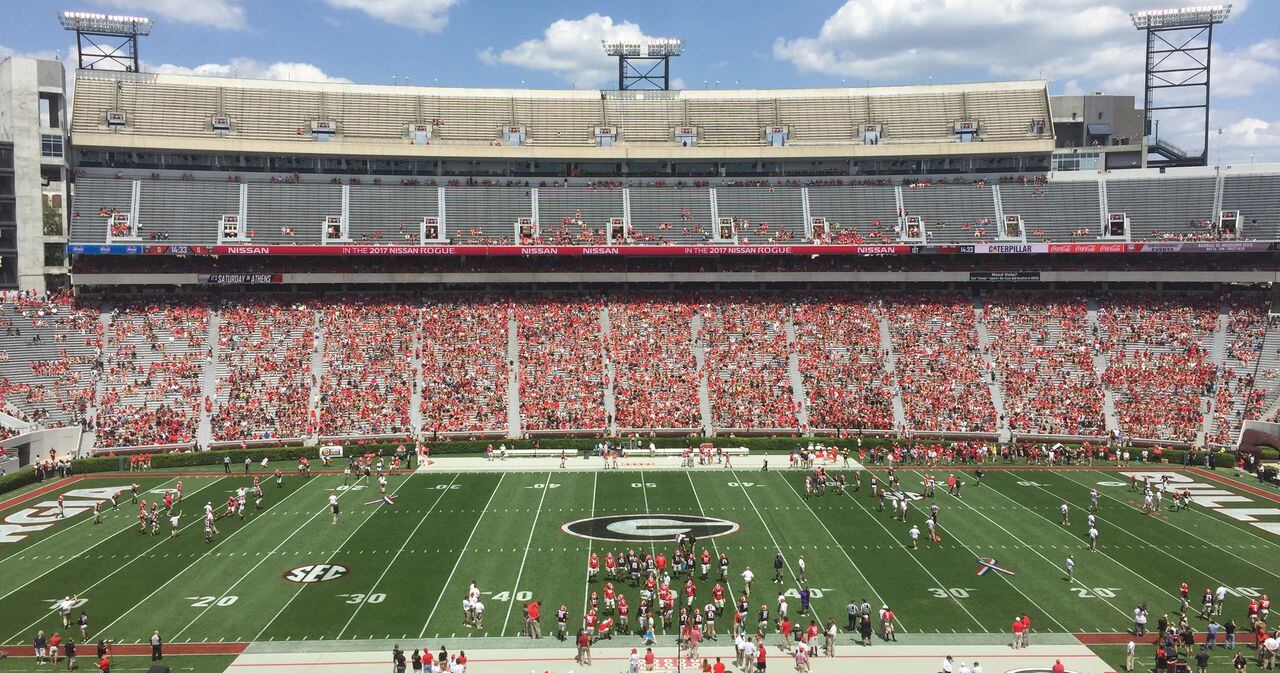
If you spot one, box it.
[1187,467,1280,504]
[0,642,247,657]
[0,475,86,511]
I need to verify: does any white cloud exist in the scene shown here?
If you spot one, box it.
[1210,40,1280,98]
[322,0,458,33]
[1223,117,1280,150]
[774,0,1266,92]
[93,0,248,30]
[480,14,674,87]
[1209,110,1280,164]
[774,0,1278,160]
[151,58,350,82]
[774,0,1143,82]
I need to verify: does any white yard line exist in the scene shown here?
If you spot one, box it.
[2,476,230,645]
[1020,472,1250,586]
[580,472,598,619]
[499,472,552,637]
[979,472,1179,604]
[419,473,507,638]
[0,477,180,567]
[0,477,183,604]
[901,469,1073,632]
[638,470,666,635]
[251,474,416,642]
[829,472,988,632]
[1052,469,1280,579]
[685,471,737,602]
[727,470,827,627]
[98,474,327,638]
[770,471,906,632]
[334,473,461,639]
[171,474,359,640]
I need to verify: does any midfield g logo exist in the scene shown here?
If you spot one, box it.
[562,514,739,542]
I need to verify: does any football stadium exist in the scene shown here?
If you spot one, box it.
[1,3,1279,673]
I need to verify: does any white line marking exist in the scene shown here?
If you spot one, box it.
[1,477,230,644]
[499,472,552,637]
[771,471,906,632]
[251,475,415,642]
[419,473,506,638]
[830,472,986,631]
[580,471,598,619]
[336,473,461,639]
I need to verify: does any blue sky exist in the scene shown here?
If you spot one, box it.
[2,0,1278,162]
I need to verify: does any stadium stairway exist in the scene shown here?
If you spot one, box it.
[79,309,114,456]
[971,300,1011,442]
[1086,297,1122,437]
[878,316,908,431]
[691,313,714,437]
[307,309,325,446]
[1201,308,1232,444]
[1254,322,1280,421]
[408,310,424,435]
[197,310,222,448]
[784,313,810,432]
[600,305,618,435]
[506,314,521,440]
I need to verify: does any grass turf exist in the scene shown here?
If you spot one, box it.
[0,466,1276,671]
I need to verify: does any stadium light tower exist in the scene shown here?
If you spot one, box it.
[1130,4,1231,168]
[59,10,154,72]
[603,38,685,90]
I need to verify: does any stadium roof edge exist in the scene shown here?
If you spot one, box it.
[73,68,1047,100]
[68,130,1055,158]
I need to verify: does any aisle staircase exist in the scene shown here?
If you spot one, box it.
[784,313,809,433]
[196,310,221,448]
[408,308,424,437]
[1201,308,1231,444]
[692,313,714,436]
[971,298,1010,441]
[601,306,618,435]
[1086,297,1121,437]
[506,313,521,440]
[878,317,908,431]
[307,309,325,446]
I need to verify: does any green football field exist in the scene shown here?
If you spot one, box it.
[0,464,1277,672]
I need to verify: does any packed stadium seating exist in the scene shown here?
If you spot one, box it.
[791,296,895,431]
[702,296,799,431]
[420,296,511,435]
[982,292,1104,435]
[4,289,1276,450]
[95,299,210,447]
[212,298,316,441]
[516,295,608,432]
[607,296,701,431]
[887,293,997,433]
[1096,293,1220,443]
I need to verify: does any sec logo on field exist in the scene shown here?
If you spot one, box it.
[283,563,350,584]
[562,514,739,542]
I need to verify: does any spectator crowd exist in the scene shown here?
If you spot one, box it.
[0,289,1274,450]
